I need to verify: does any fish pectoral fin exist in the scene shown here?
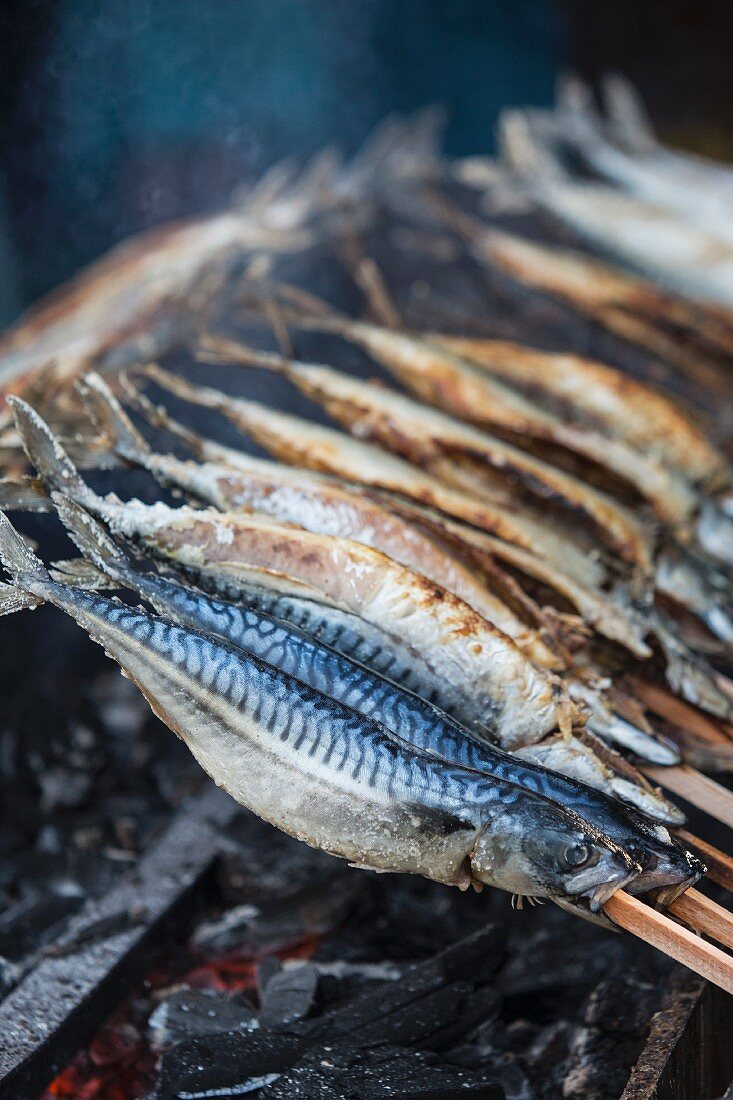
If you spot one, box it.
[403,801,475,837]
[50,558,117,591]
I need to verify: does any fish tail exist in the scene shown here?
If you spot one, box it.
[132,363,227,414]
[0,509,49,602]
[197,332,289,374]
[50,492,131,586]
[8,397,100,510]
[77,372,151,466]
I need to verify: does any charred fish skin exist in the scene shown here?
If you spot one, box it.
[52,494,697,901]
[0,513,636,910]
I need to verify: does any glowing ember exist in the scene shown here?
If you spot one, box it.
[41,933,320,1099]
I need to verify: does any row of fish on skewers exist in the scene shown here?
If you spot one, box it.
[0,298,730,928]
[0,389,707,929]
[2,89,733,929]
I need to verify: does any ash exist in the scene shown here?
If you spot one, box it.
[40,812,669,1100]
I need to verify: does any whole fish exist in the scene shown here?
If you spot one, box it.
[197,340,654,571]
[275,316,699,523]
[82,373,563,670]
[467,226,733,417]
[553,77,733,244]
[11,396,574,749]
[50,491,699,904]
[0,510,636,914]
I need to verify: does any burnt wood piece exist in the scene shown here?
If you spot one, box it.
[622,969,733,1099]
[259,1042,505,1099]
[155,923,505,1098]
[0,784,238,1099]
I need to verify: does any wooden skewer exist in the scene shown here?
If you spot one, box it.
[678,829,733,893]
[669,888,733,951]
[627,678,733,745]
[604,891,733,996]
[643,765,733,829]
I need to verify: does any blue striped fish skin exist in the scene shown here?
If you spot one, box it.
[0,500,637,910]
[169,562,459,710]
[29,575,636,904]
[133,570,698,896]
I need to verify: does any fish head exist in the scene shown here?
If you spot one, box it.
[624,832,705,906]
[470,797,637,913]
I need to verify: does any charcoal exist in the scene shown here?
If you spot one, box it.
[561,976,659,1100]
[191,873,362,957]
[148,988,258,1047]
[157,924,505,1097]
[42,907,147,957]
[308,960,402,1014]
[260,1042,505,1100]
[259,962,320,1028]
[0,893,83,960]
[155,1029,308,1096]
[0,957,22,1000]
[306,923,504,1049]
[523,1019,571,1072]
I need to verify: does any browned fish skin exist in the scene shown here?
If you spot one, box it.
[289,315,702,521]
[197,340,655,571]
[424,334,729,492]
[82,373,562,670]
[138,364,610,591]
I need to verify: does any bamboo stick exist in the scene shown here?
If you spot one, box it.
[604,891,733,996]
[643,765,733,829]
[669,888,733,951]
[628,678,733,745]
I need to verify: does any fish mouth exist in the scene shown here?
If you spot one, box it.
[625,842,705,907]
[563,862,638,915]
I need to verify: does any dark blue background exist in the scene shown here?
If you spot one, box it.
[1,0,731,325]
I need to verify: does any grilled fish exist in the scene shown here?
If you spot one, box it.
[82,372,562,670]
[278,315,699,522]
[11,396,573,748]
[0,509,640,915]
[51,492,698,903]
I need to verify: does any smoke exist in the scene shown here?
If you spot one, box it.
[0,0,562,315]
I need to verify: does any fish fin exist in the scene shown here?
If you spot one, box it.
[50,557,116,590]
[49,492,131,585]
[76,372,151,466]
[118,373,208,460]
[602,73,656,151]
[0,509,49,594]
[403,801,474,836]
[129,363,226,415]
[8,397,100,511]
[0,476,52,513]
[0,581,42,615]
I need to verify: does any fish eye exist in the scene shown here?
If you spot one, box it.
[561,842,592,870]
